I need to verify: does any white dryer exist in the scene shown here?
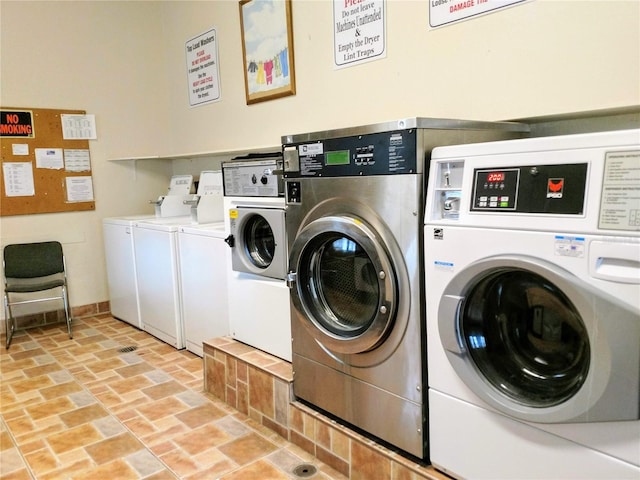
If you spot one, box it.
[222,156,292,362]
[425,129,640,479]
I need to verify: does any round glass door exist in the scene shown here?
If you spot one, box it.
[290,215,397,354]
[242,214,274,269]
[460,268,590,407]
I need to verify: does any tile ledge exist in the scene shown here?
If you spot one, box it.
[204,336,293,382]
[292,401,445,479]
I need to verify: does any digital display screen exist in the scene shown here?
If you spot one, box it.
[487,172,505,182]
[325,150,350,166]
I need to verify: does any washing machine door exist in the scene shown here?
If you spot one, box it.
[288,215,398,354]
[438,255,640,423]
[229,207,286,280]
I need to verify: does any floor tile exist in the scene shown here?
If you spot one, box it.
[0,316,348,480]
[218,432,279,465]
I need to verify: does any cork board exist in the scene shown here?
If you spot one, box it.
[0,107,95,216]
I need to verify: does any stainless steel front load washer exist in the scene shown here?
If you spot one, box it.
[282,118,528,459]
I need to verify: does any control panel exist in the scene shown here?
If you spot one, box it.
[222,158,283,197]
[472,168,520,210]
[471,163,588,214]
[283,129,418,178]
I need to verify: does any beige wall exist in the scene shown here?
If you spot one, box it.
[1,0,639,314]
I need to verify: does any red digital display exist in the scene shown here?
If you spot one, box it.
[487,172,505,182]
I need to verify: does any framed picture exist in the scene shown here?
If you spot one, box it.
[239,0,296,104]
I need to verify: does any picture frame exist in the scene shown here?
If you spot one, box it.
[239,0,296,104]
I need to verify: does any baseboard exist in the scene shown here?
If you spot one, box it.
[0,300,111,333]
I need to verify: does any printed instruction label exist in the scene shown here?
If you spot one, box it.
[599,150,640,231]
[433,260,454,271]
[554,235,585,258]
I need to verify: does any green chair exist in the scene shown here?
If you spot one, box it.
[3,241,73,349]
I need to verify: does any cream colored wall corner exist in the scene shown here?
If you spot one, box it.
[1,0,638,315]
[0,1,172,312]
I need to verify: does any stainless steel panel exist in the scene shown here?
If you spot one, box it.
[293,353,425,459]
[281,117,529,145]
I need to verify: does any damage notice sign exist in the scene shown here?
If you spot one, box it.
[0,110,34,138]
[429,0,528,28]
[334,0,386,68]
[599,150,640,231]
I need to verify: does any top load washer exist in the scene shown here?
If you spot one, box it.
[282,117,528,459]
[424,129,640,478]
[103,174,195,328]
[133,172,224,349]
[222,155,292,361]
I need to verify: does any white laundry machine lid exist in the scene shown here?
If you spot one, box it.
[179,222,227,238]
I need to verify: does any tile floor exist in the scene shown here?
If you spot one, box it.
[0,314,346,480]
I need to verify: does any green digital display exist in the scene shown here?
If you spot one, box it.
[325,150,350,166]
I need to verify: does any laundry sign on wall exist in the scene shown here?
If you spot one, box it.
[429,0,529,28]
[185,27,221,107]
[334,0,386,69]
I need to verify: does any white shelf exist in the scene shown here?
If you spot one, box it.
[108,145,281,162]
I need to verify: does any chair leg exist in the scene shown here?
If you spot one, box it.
[4,293,15,349]
[62,285,72,339]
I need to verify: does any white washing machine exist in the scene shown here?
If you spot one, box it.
[103,215,154,328]
[222,156,292,362]
[103,175,195,328]
[178,222,228,357]
[424,129,640,478]
[134,216,192,348]
[133,172,225,350]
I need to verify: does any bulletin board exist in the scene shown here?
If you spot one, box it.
[0,107,96,216]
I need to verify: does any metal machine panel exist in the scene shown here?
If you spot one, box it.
[283,117,530,461]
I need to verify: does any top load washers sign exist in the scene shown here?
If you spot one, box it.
[334,0,386,68]
[429,0,528,28]
[185,28,221,107]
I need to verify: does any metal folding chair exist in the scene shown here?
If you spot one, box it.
[3,241,73,349]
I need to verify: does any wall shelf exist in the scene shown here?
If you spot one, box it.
[108,145,281,162]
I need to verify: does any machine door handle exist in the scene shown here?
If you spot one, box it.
[286,271,297,289]
[439,294,465,355]
[224,234,235,248]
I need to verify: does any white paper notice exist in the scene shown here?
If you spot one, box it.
[2,162,35,197]
[35,148,64,169]
[61,114,97,139]
[12,144,29,156]
[185,28,221,107]
[599,150,640,231]
[65,176,94,202]
[64,149,92,172]
[334,0,386,69]
[429,0,528,28]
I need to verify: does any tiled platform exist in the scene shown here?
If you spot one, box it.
[0,315,347,479]
[204,337,448,480]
